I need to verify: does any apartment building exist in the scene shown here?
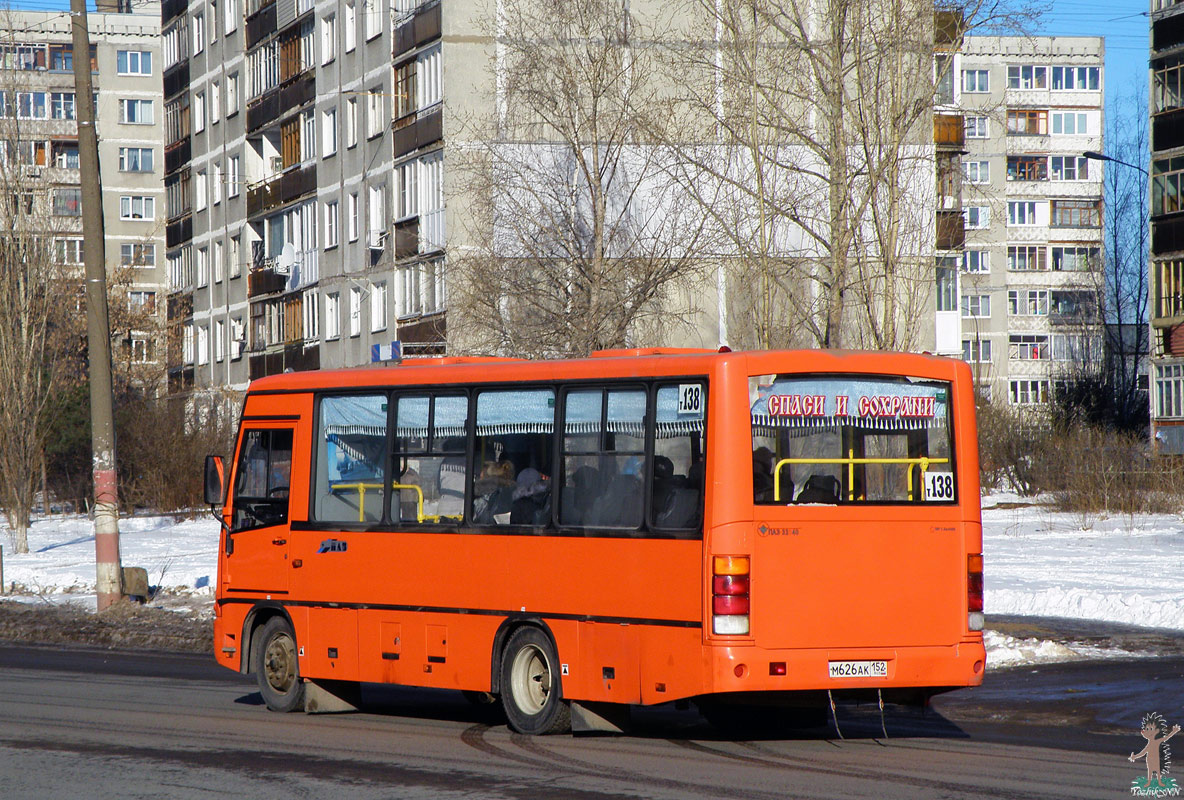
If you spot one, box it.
[1150,0,1184,451]
[954,36,1105,408]
[0,7,165,377]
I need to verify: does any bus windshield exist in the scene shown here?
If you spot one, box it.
[750,373,955,505]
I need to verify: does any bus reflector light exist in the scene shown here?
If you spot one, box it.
[713,595,750,615]
[968,611,984,631]
[713,556,750,575]
[769,662,786,676]
[713,615,749,635]
[712,575,749,595]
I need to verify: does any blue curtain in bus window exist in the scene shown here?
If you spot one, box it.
[561,387,646,529]
[315,394,388,524]
[394,394,469,524]
[474,389,555,526]
[750,377,948,433]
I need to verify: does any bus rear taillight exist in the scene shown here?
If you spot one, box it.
[713,556,750,635]
[968,553,984,631]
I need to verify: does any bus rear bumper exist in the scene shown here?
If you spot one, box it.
[707,638,986,696]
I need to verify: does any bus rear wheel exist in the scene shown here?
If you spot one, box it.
[254,617,305,713]
[500,627,570,735]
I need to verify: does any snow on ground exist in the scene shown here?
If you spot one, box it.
[1,494,1181,668]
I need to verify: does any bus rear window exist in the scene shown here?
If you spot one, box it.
[750,374,955,505]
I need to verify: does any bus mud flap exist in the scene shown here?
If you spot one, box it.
[570,701,629,734]
[303,679,361,714]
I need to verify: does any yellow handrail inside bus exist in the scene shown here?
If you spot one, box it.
[329,481,439,523]
[772,454,951,502]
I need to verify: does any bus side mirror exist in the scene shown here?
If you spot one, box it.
[204,455,226,506]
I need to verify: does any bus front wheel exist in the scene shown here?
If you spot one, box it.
[500,627,571,735]
[254,617,305,713]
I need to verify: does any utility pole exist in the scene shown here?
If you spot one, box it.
[71,0,123,611]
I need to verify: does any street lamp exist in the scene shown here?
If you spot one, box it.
[1083,150,1149,177]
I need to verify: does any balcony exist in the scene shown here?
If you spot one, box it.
[394,0,441,57]
[165,139,191,174]
[398,312,446,356]
[166,214,192,248]
[393,108,442,158]
[249,342,320,380]
[1154,213,1184,255]
[1154,108,1184,152]
[936,211,965,251]
[279,71,315,111]
[933,114,964,149]
[248,267,287,298]
[247,87,281,133]
[162,0,188,25]
[163,61,190,100]
[246,1,278,49]
[394,217,418,260]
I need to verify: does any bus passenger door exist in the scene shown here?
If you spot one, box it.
[223,427,294,599]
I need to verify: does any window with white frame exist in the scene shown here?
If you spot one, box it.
[1008,289,1049,316]
[120,99,154,125]
[127,291,155,312]
[196,246,209,287]
[1050,155,1089,181]
[396,160,417,219]
[964,116,988,138]
[1010,379,1049,405]
[209,1,218,42]
[349,286,361,336]
[1051,66,1099,91]
[182,322,194,363]
[363,0,381,40]
[1007,201,1037,226]
[118,147,153,172]
[229,235,241,277]
[418,45,442,109]
[196,170,208,211]
[962,294,991,318]
[225,0,237,34]
[962,338,991,364]
[322,108,337,156]
[228,155,240,197]
[227,72,239,115]
[964,160,990,184]
[368,184,385,243]
[344,2,356,51]
[193,12,205,55]
[1051,111,1088,135]
[120,243,156,266]
[210,81,221,124]
[301,288,319,341]
[962,69,989,93]
[1009,333,1049,360]
[193,91,206,132]
[54,237,82,264]
[399,262,422,316]
[366,88,383,138]
[935,257,957,312]
[197,324,209,366]
[1007,65,1047,89]
[324,200,339,248]
[214,239,224,283]
[1051,245,1097,271]
[963,249,989,273]
[215,319,225,362]
[120,195,155,220]
[321,14,335,64]
[370,281,387,331]
[1007,244,1046,271]
[964,205,989,229]
[230,316,245,359]
[348,192,359,241]
[117,50,152,76]
[1156,363,1184,418]
[213,162,223,205]
[325,292,340,339]
[346,97,358,147]
[51,92,74,120]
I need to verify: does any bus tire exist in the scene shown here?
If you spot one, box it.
[500,627,570,735]
[254,617,305,713]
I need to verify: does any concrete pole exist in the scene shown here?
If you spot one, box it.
[71,0,123,611]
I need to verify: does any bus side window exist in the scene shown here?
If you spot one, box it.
[314,394,389,524]
[652,384,705,533]
[473,389,555,529]
[232,428,293,531]
[561,387,646,530]
[394,394,469,525]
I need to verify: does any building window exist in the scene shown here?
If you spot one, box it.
[214,240,224,283]
[962,69,989,93]
[1156,363,1184,418]
[963,249,989,273]
[321,14,335,64]
[962,338,992,364]
[1008,289,1049,316]
[1009,334,1050,360]
[53,187,81,216]
[193,92,206,132]
[193,12,205,55]
[1007,156,1047,182]
[120,195,155,220]
[196,246,209,287]
[128,291,156,312]
[210,81,221,124]
[1007,65,1047,90]
[1155,61,1184,113]
[228,155,240,197]
[346,97,358,147]
[214,319,225,362]
[322,108,337,156]
[117,50,152,75]
[964,205,989,229]
[225,0,237,34]
[50,92,74,120]
[1010,379,1049,405]
[119,147,153,172]
[119,99,153,125]
[1006,109,1047,136]
[935,258,957,312]
[1007,245,1046,271]
[344,2,356,51]
[347,192,359,241]
[227,72,239,116]
[324,200,339,248]
[197,325,209,366]
[371,280,387,331]
[363,0,381,40]
[196,170,208,211]
[1051,66,1099,91]
[1050,155,1089,181]
[349,287,361,336]
[962,294,991,318]
[1051,246,1097,272]
[964,160,989,184]
[964,116,988,138]
[213,162,223,205]
[1050,111,1088,135]
[368,184,385,244]
[325,292,340,339]
[1050,199,1100,228]
[230,235,241,278]
[120,243,156,266]
[54,237,83,264]
[366,88,383,138]
[1007,201,1038,226]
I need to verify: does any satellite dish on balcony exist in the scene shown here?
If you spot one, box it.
[276,242,295,276]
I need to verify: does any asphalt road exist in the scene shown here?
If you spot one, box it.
[0,643,1173,800]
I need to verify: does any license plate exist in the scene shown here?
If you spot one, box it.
[828,660,888,679]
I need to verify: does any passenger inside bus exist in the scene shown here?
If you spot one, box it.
[473,459,515,523]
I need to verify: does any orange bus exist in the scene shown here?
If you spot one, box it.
[205,348,984,734]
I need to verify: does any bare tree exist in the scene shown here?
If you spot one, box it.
[449,0,710,358]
